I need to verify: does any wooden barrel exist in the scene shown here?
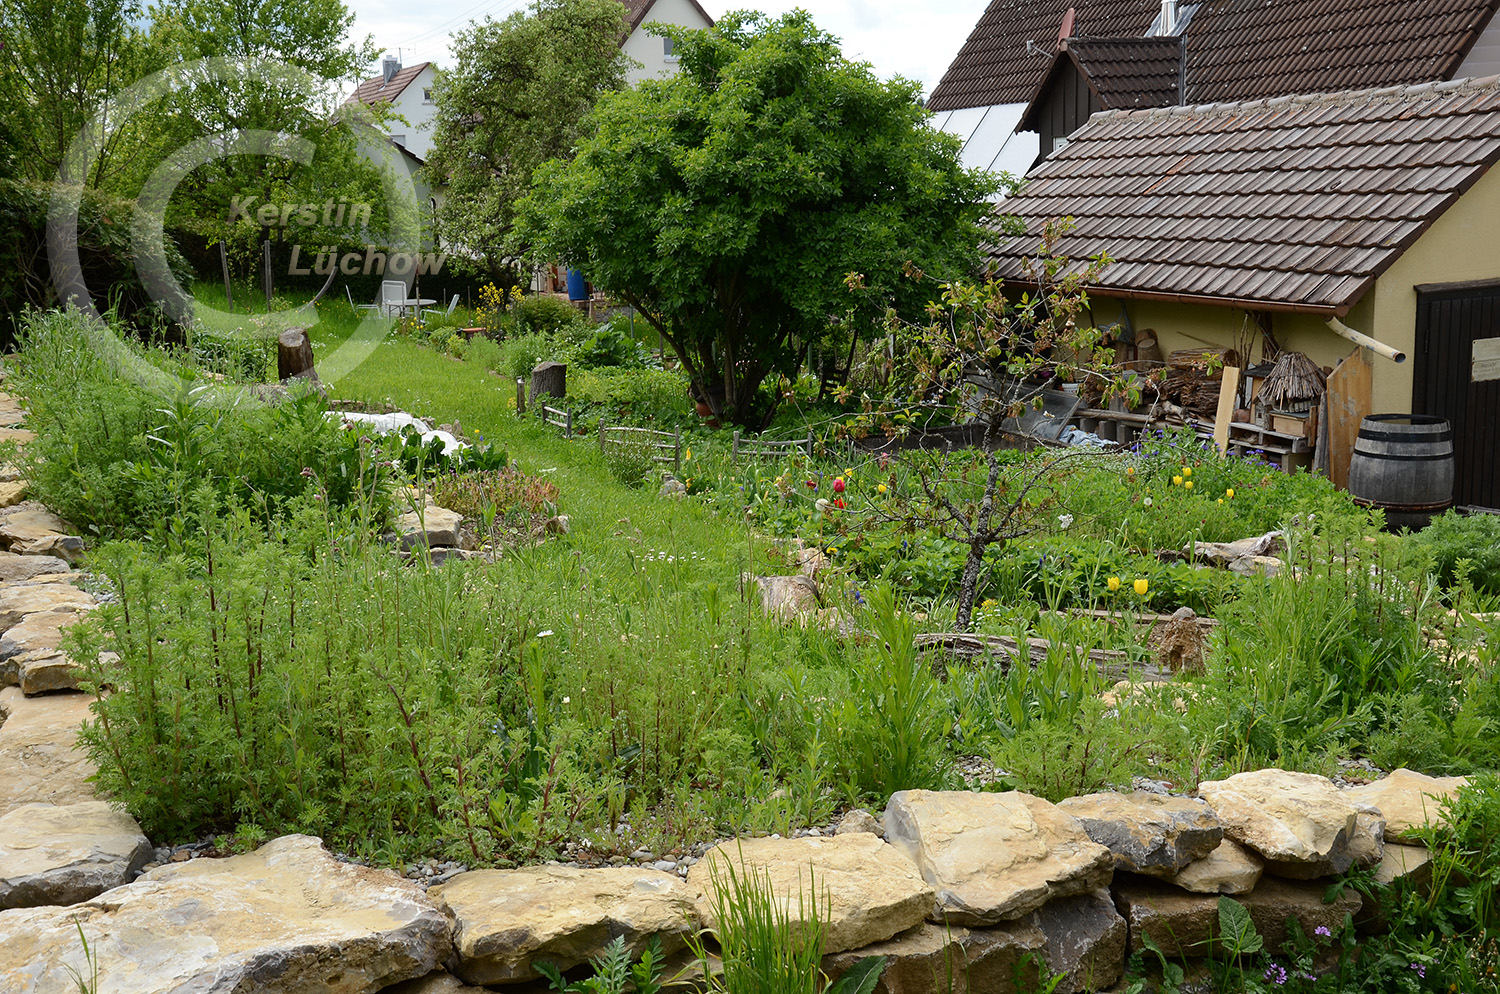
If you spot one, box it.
[1347,414,1454,530]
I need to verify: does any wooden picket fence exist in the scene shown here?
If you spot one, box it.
[538,404,573,436]
[731,430,815,461]
[599,425,682,474]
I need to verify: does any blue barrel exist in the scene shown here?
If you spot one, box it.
[565,268,587,301]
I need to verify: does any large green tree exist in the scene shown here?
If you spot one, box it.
[424,0,629,272]
[518,10,998,429]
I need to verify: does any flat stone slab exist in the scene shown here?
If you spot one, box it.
[1056,792,1221,877]
[18,651,85,695]
[0,801,151,909]
[1114,876,1362,957]
[392,506,469,552]
[883,790,1114,925]
[1345,768,1468,842]
[0,554,70,583]
[0,584,94,631]
[691,834,933,955]
[1,609,86,662]
[1164,838,1263,895]
[0,506,72,546]
[0,482,26,509]
[0,834,451,994]
[0,687,98,816]
[1198,769,1359,878]
[0,428,36,448]
[433,865,698,985]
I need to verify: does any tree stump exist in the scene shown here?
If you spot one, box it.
[530,361,566,403]
[277,328,317,382]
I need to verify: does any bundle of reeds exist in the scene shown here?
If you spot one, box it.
[1257,350,1325,413]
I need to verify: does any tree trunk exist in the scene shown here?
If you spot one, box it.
[953,446,1006,631]
[530,361,567,403]
[277,328,316,382]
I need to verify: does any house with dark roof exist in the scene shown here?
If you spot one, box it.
[986,76,1500,509]
[931,0,1500,175]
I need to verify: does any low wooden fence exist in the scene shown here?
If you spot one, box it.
[599,425,682,474]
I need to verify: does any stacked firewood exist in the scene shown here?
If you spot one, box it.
[1156,348,1239,417]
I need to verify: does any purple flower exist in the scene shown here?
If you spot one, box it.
[1410,963,1426,979]
[1263,963,1287,986]
[1314,925,1331,938]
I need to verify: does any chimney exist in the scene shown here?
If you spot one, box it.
[381,54,400,84]
[1157,0,1179,36]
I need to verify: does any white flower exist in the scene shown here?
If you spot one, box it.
[561,696,570,705]
[537,629,554,638]
[1058,514,1074,529]
[815,498,830,512]
[1143,496,1154,507]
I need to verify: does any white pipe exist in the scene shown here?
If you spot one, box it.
[1325,317,1406,363]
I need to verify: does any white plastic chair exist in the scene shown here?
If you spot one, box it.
[423,294,460,322]
[379,280,408,317]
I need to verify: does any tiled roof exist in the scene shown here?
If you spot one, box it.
[928,0,1159,111]
[985,76,1500,313]
[1068,37,1183,109]
[347,62,431,106]
[1181,0,1500,103]
[932,0,1500,113]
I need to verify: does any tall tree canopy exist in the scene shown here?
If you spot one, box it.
[518,10,999,429]
[424,0,630,272]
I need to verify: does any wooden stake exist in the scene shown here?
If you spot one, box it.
[1213,365,1241,455]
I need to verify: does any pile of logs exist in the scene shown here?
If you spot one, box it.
[1156,348,1239,417]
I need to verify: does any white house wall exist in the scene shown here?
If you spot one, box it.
[623,0,712,85]
[382,64,439,162]
[1456,10,1500,79]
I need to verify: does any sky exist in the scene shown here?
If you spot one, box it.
[347,0,992,96]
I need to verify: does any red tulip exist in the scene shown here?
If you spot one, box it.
[833,478,846,493]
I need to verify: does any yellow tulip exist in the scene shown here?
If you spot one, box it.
[1183,467,1192,477]
[1107,576,1121,592]
[877,483,888,494]
[1184,480,1193,490]
[1217,498,1224,505]
[1226,488,1235,498]
[1134,578,1149,596]
[1172,475,1183,486]
[827,546,836,555]
[1125,466,1135,477]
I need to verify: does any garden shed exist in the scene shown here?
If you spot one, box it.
[986,75,1500,510]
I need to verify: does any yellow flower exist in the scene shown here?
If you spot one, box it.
[827,546,836,555]
[1172,475,1183,486]
[1134,578,1149,596]
[1184,480,1193,490]
[1107,576,1121,592]
[1125,466,1135,476]
[981,598,996,608]
[1217,498,1224,505]
[877,483,888,494]
[1182,466,1192,477]
[845,467,854,476]
[684,447,692,461]
[1225,488,1235,498]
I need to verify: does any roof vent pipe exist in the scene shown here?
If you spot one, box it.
[1158,0,1178,36]
[381,54,400,84]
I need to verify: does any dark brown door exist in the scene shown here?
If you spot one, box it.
[1414,281,1500,510]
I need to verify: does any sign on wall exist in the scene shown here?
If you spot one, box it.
[1474,337,1500,382]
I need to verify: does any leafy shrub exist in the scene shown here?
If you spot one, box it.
[466,335,504,372]
[499,333,552,381]
[516,294,588,337]
[430,468,558,523]
[1408,510,1500,595]
[572,324,651,369]
[604,437,658,488]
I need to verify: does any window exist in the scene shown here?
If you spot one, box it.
[423,87,434,103]
[663,36,679,61]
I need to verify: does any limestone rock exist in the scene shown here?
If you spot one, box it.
[1228,555,1284,578]
[0,584,94,631]
[1190,531,1284,566]
[0,552,67,583]
[747,573,821,620]
[379,969,494,994]
[1150,607,1206,674]
[0,507,72,547]
[543,515,570,535]
[1114,876,1361,957]
[1198,769,1358,878]
[1031,889,1127,993]
[0,801,151,909]
[1345,768,1468,842]
[0,835,450,993]
[836,808,884,838]
[1349,808,1386,870]
[0,687,97,816]
[883,790,1114,925]
[1165,838,1263,895]
[822,920,1046,994]
[17,651,82,695]
[392,506,469,551]
[1056,793,1221,877]
[0,482,27,509]
[0,609,85,661]
[435,865,698,985]
[1375,843,1433,889]
[0,428,36,448]
[692,834,933,955]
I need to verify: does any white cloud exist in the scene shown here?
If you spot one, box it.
[348,0,991,95]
